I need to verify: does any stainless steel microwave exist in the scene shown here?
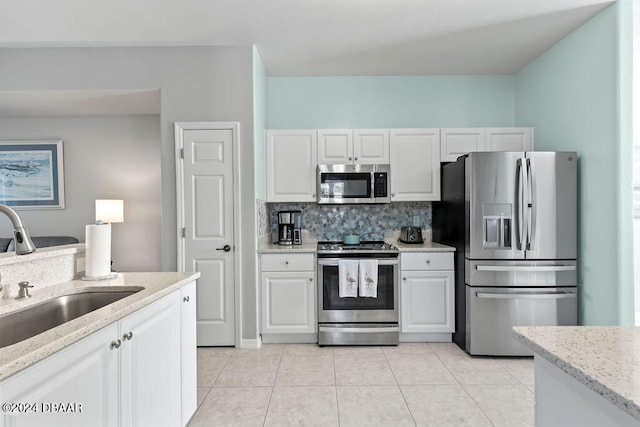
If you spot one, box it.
[317,164,391,204]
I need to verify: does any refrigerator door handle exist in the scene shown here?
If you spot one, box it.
[526,158,535,250]
[476,291,576,300]
[475,265,576,272]
[516,158,526,251]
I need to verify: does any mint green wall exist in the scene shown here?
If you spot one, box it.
[267,76,515,128]
[515,2,634,325]
[253,47,268,200]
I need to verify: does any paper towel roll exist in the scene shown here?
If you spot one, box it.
[85,223,112,279]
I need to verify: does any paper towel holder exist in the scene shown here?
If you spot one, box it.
[82,199,124,281]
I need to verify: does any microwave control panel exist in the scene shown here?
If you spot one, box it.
[373,172,388,197]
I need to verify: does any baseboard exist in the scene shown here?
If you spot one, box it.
[261,333,318,344]
[239,336,262,349]
[400,333,452,343]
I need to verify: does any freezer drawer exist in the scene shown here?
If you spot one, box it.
[466,260,577,287]
[466,286,577,356]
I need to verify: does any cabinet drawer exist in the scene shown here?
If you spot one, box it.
[261,253,315,271]
[401,252,453,270]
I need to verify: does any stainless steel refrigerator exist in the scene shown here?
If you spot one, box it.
[433,151,578,356]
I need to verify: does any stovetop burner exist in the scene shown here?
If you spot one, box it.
[317,241,399,257]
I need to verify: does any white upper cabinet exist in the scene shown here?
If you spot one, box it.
[440,127,534,161]
[353,129,390,164]
[318,129,389,164]
[317,129,353,164]
[390,128,441,201]
[440,128,486,162]
[266,129,318,202]
[485,127,534,152]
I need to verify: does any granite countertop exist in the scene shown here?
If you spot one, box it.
[513,326,640,421]
[387,238,455,252]
[258,240,318,253]
[0,271,200,381]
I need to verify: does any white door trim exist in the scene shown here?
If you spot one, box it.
[175,121,242,348]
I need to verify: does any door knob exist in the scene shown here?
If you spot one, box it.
[217,244,231,252]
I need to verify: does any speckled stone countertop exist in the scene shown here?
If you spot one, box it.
[0,271,200,381]
[387,239,455,252]
[513,326,640,421]
[257,240,318,253]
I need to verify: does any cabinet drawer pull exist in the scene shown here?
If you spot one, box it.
[110,339,122,350]
[123,332,133,341]
[285,261,289,265]
[425,259,431,264]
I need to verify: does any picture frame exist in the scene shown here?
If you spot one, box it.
[0,140,65,209]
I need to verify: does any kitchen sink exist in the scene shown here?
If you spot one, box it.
[0,286,144,348]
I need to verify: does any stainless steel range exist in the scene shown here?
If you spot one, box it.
[317,241,399,346]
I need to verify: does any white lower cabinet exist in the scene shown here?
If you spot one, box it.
[0,284,196,427]
[180,282,197,426]
[400,252,455,336]
[0,323,120,427]
[260,253,316,342]
[120,291,181,427]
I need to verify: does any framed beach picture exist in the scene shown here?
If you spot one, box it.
[0,140,65,209]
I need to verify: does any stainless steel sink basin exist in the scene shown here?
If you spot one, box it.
[0,286,144,348]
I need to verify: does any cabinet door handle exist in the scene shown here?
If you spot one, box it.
[216,244,231,252]
[403,277,407,281]
[309,278,313,282]
[123,331,133,341]
[348,157,352,161]
[183,296,190,302]
[110,339,122,350]
[285,261,289,265]
[425,259,431,264]
[354,157,358,161]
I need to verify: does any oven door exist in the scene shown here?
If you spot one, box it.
[317,257,398,323]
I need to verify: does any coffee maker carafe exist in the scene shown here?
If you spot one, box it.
[278,210,302,245]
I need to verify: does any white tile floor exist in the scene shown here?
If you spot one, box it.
[189,343,534,427]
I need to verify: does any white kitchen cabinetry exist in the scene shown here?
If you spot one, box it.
[260,253,316,343]
[390,129,441,201]
[0,323,120,427]
[318,129,389,165]
[121,291,181,427]
[353,129,390,164]
[440,127,534,162]
[180,282,197,426]
[400,252,454,340]
[485,127,533,152]
[440,128,485,162]
[0,285,194,427]
[266,130,317,202]
[317,129,353,164]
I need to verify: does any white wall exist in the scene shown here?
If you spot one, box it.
[0,115,162,271]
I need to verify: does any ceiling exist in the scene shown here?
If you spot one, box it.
[0,0,615,76]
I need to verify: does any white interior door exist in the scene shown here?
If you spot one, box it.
[176,122,236,346]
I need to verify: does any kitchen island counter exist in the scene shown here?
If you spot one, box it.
[0,271,199,381]
[514,326,640,425]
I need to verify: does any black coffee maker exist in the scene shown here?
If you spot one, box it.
[278,210,301,245]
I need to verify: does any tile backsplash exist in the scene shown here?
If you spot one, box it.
[268,202,432,241]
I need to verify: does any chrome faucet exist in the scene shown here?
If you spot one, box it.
[0,204,36,255]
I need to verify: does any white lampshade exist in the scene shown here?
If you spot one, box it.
[95,199,124,224]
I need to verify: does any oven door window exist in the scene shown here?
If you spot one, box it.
[322,264,394,310]
[319,173,371,199]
